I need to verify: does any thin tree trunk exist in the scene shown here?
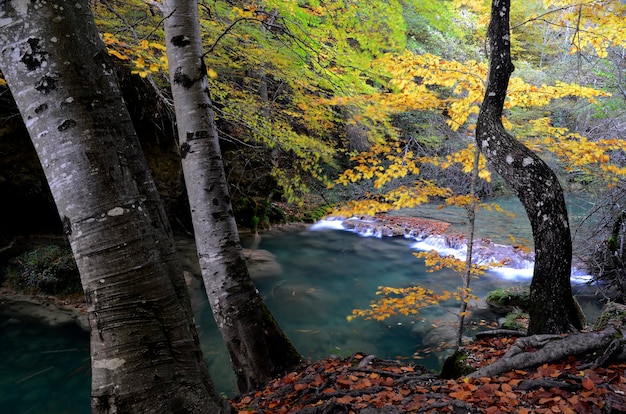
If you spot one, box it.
[456,145,481,347]
[162,0,302,393]
[0,2,230,412]
[476,0,582,335]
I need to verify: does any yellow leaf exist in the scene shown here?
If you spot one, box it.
[107,49,129,61]
[135,56,145,69]
[149,42,166,51]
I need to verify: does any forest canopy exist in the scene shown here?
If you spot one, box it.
[86,0,626,214]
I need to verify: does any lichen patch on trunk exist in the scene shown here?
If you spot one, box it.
[93,357,125,370]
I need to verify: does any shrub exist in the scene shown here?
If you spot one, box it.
[501,309,529,331]
[301,205,332,223]
[3,244,82,295]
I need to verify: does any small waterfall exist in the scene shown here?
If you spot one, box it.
[311,216,592,284]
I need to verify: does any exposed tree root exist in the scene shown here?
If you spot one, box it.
[469,326,622,379]
[474,329,527,338]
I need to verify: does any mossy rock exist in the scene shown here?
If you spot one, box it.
[486,286,530,311]
[594,302,626,331]
[439,349,475,379]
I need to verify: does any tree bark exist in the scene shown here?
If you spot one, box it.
[0,2,230,412]
[476,0,582,335]
[162,0,302,393]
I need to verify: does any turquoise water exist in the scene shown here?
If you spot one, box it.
[0,196,599,412]
[0,314,90,413]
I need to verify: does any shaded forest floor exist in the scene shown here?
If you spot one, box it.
[231,335,626,413]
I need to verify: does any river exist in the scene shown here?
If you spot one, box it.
[0,195,601,412]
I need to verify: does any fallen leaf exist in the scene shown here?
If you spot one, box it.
[558,401,576,414]
[283,372,297,384]
[449,390,473,400]
[312,374,324,386]
[355,379,372,389]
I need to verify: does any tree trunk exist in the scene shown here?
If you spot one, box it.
[476,0,582,334]
[456,145,481,347]
[0,2,230,412]
[162,0,301,393]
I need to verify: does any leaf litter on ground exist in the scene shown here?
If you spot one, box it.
[231,335,626,413]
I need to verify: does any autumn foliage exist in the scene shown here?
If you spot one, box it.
[87,0,626,207]
[347,285,462,322]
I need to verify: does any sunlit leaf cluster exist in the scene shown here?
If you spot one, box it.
[437,143,492,182]
[415,250,504,276]
[347,284,479,322]
[541,0,626,58]
[330,181,452,218]
[94,2,168,79]
[334,142,425,188]
[529,118,626,185]
[347,285,451,322]
[506,79,610,108]
[454,0,626,60]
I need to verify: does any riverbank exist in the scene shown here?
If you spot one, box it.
[0,230,295,333]
[0,287,89,331]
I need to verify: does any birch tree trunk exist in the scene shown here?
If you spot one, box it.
[476,0,583,335]
[162,0,301,393]
[0,1,230,412]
